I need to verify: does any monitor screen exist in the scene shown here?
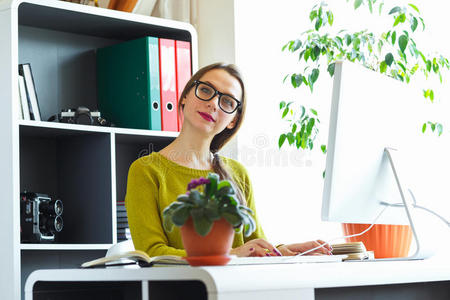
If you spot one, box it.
[321,61,428,225]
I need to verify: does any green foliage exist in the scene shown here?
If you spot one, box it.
[280,0,449,153]
[163,173,256,237]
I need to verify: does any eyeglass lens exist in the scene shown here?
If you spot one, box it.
[195,82,239,113]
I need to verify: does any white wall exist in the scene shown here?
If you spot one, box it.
[233,0,450,252]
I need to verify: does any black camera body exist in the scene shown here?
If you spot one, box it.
[20,192,63,243]
[48,106,114,127]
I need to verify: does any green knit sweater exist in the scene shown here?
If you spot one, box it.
[125,152,266,257]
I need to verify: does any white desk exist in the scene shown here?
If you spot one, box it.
[25,258,450,300]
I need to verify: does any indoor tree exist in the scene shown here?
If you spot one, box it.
[278,0,450,156]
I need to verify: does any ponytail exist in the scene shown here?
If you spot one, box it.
[211,153,246,205]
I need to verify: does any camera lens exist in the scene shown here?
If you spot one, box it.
[40,215,64,233]
[54,215,63,232]
[40,199,63,216]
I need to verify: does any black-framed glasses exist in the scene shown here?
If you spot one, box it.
[193,80,241,114]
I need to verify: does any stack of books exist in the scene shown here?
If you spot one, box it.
[331,242,374,261]
[117,201,131,242]
[18,63,41,121]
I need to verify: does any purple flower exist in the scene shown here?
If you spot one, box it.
[187,177,211,191]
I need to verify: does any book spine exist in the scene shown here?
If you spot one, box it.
[175,40,192,132]
[158,38,178,132]
[147,37,162,131]
[18,75,30,120]
[19,63,41,121]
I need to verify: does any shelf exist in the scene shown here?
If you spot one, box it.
[16,0,195,41]
[19,120,179,138]
[20,244,111,250]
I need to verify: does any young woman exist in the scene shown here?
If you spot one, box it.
[126,62,332,257]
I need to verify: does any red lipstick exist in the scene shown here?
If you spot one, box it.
[198,112,215,122]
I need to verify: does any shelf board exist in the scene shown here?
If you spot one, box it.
[20,243,111,250]
[18,119,179,139]
[15,0,194,41]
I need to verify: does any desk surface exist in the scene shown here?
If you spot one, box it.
[25,257,450,300]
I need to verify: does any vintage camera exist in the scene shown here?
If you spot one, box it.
[20,192,63,243]
[48,106,114,126]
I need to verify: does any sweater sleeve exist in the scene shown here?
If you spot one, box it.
[125,160,186,257]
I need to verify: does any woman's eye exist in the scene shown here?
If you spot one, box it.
[200,87,212,94]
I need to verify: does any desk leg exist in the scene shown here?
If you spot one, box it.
[141,281,149,300]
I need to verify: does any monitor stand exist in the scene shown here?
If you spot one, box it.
[375,147,435,261]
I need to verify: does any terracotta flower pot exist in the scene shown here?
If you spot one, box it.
[342,223,413,259]
[180,218,234,266]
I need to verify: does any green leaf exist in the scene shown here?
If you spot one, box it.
[398,34,408,53]
[278,134,286,148]
[204,202,220,222]
[306,118,315,135]
[222,207,242,227]
[321,145,327,154]
[313,45,321,60]
[430,89,434,101]
[171,206,191,226]
[310,9,318,22]
[422,123,426,133]
[354,0,363,10]
[287,132,295,145]
[304,48,311,62]
[310,108,318,116]
[345,34,352,46]
[315,18,322,31]
[368,0,373,13]
[216,185,235,198]
[426,60,432,72]
[205,173,218,198]
[282,74,289,83]
[191,209,213,236]
[291,123,297,134]
[408,3,420,13]
[437,123,443,136]
[163,214,174,232]
[300,106,306,118]
[380,61,387,73]
[282,107,289,118]
[393,13,406,27]
[379,2,384,15]
[292,39,302,51]
[189,190,205,207]
[310,68,320,84]
[391,31,396,44]
[385,53,394,66]
[327,63,335,76]
[279,101,286,110]
[430,122,436,131]
[389,6,401,15]
[411,16,418,32]
[327,11,334,26]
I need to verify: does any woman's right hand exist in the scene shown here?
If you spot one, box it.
[229,238,282,257]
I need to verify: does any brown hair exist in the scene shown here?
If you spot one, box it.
[178,62,247,204]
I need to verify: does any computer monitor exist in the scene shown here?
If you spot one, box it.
[321,61,434,259]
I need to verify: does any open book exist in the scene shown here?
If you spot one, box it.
[81,240,187,268]
[81,250,187,268]
[331,241,374,261]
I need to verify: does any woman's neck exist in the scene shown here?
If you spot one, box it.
[159,130,214,170]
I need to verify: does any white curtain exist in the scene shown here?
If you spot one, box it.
[151,0,197,25]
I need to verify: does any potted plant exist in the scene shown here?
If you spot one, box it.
[163,172,256,265]
[278,0,449,258]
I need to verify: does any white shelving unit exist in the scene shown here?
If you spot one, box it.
[0,1,197,299]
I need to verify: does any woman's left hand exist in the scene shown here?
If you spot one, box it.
[277,240,332,256]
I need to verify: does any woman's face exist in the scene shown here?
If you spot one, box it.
[181,68,242,136]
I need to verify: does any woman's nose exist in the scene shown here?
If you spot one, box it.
[207,95,220,110]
